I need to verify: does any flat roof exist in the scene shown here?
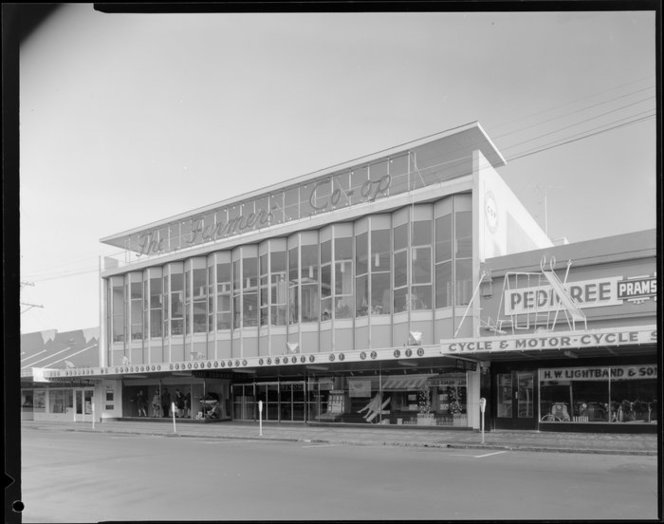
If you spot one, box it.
[101,121,505,249]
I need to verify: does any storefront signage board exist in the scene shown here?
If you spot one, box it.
[541,365,657,381]
[504,274,657,315]
[441,326,657,355]
[135,173,393,257]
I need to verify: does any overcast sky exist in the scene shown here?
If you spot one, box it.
[19,5,657,334]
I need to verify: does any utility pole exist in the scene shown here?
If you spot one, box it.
[535,185,562,238]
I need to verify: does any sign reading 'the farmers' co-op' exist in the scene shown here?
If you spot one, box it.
[505,274,657,315]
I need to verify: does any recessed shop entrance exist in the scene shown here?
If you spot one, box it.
[494,370,538,429]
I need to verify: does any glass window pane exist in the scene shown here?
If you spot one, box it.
[394,287,408,313]
[455,210,472,258]
[270,193,284,224]
[412,221,431,246]
[285,188,299,220]
[321,264,332,298]
[610,377,656,423]
[301,245,318,279]
[517,373,534,418]
[412,246,431,284]
[271,251,286,273]
[435,261,453,308]
[371,273,390,314]
[321,240,331,265]
[350,166,368,205]
[371,229,390,272]
[322,297,332,321]
[497,374,512,418]
[356,233,368,275]
[394,223,408,251]
[217,261,231,284]
[389,154,409,196]
[301,284,319,322]
[335,237,352,260]
[356,275,368,317]
[171,272,183,291]
[193,302,207,332]
[150,309,162,337]
[411,285,432,310]
[243,292,257,327]
[335,261,353,295]
[335,296,353,319]
[233,295,241,329]
[456,259,472,306]
[394,251,408,288]
[193,268,206,297]
[150,277,162,306]
[244,257,258,287]
[332,173,350,209]
[435,214,452,262]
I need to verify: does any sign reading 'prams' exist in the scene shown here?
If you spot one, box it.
[505,274,657,315]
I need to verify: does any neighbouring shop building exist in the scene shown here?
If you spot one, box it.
[25,122,658,432]
[463,229,657,432]
[20,328,101,422]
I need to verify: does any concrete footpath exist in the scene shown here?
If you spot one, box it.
[22,418,659,456]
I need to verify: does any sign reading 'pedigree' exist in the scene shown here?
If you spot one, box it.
[505,274,657,315]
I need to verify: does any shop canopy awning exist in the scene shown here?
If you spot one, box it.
[381,374,434,391]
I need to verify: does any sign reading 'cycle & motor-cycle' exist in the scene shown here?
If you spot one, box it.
[441,326,657,354]
[505,274,657,315]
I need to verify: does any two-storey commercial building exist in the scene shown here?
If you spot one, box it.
[37,122,657,432]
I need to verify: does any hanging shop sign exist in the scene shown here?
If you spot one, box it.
[505,274,657,315]
[441,326,657,354]
[540,365,657,381]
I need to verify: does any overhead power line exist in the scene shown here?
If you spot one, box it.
[507,112,655,162]
[20,88,655,285]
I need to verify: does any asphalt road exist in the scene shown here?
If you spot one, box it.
[19,428,659,522]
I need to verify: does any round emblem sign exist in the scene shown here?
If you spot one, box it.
[485,191,498,233]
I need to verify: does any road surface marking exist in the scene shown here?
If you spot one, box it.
[474,451,508,458]
[302,444,338,448]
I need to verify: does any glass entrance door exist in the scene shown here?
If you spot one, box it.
[495,371,537,429]
[74,389,94,422]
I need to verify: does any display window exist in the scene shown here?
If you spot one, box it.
[49,389,73,414]
[539,365,657,424]
[306,372,468,426]
[22,390,33,412]
[34,390,46,413]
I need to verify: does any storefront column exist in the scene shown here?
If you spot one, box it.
[479,362,493,430]
[467,369,481,429]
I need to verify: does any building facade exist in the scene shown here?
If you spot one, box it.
[28,122,658,432]
[20,328,100,422]
[475,230,657,432]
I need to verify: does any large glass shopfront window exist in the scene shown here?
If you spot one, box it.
[539,364,657,424]
[235,382,305,422]
[308,372,468,426]
[231,372,469,426]
[49,389,74,414]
